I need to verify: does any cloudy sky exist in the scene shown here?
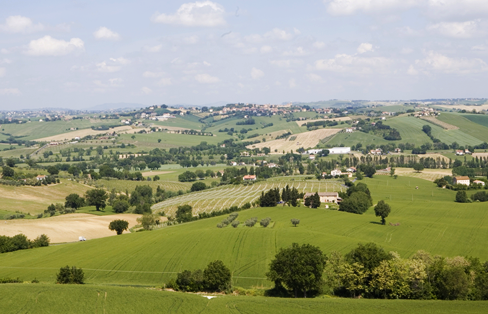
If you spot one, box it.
[1,0,488,109]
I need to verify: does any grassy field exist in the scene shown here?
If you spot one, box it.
[325,131,390,147]
[2,176,488,288]
[152,115,205,130]
[463,113,488,128]
[437,113,488,142]
[0,180,92,215]
[0,145,38,158]
[1,285,487,314]
[1,119,122,141]
[206,115,305,137]
[152,179,346,217]
[119,132,227,149]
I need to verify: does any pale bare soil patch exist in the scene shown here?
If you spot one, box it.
[420,153,451,163]
[247,128,342,152]
[473,153,488,158]
[436,104,488,112]
[385,168,452,182]
[296,117,351,127]
[141,170,175,177]
[0,213,157,243]
[34,125,135,142]
[420,116,459,130]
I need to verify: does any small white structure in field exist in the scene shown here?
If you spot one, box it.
[79,236,86,241]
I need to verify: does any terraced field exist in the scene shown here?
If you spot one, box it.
[437,113,488,143]
[152,180,345,217]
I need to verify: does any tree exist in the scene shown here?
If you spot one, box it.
[56,266,84,284]
[455,190,469,203]
[359,164,376,178]
[374,200,391,225]
[85,189,108,211]
[112,200,130,213]
[291,218,300,227]
[6,158,15,167]
[413,163,424,173]
[178,171,197,182]
[203,260,232,292]
[136,213,157,230]
[176,204,193,223]
[339,192,371,214]
[345,242,391,272]
[266,243,327,298]
[109,219,129,235]
[390,167,395,177]
[47,166,59,175]
[191,182,207,192]
[32,234,50,248]
[2,166,14,178]
[305,192,321,208]
[65,194,85,210]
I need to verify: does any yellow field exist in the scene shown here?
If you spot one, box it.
[34,126,141,142]
[246,128,342,152]
[420,116,459,130]
[0,213,146,243]
[473,152,488,158]
[384,168,452,181]
[436,104,488,112]
[296,117,351,127]
[0,180,92,214]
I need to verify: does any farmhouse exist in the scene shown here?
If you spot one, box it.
[243,175,256,181]
[309,154,315,160]
[328,147,351,154]
[36,175,46,181]
[473,180,485,186]
[346,167,356,172]
[330,169,342,176]
[394,148,402,153]
[303,192,342,204]
[456,150,464,156]
[305,149,323,155]
[453,176,470,186]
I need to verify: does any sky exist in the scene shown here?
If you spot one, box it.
[1,0,488,109]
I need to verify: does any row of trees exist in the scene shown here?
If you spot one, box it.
[166,260,231,293]
[0,234,49,253]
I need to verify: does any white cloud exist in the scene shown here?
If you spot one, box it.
[425,0,488,20]
[283,47,307,56]
[142,86,152,94]
[152,1,226,27]
[26,36,84,56]
[182,35,199,44]
[0,88,20,95]
[96,62,121,73]
[1,48,9,54]
[158,78,173,86]
[0,15,44,33]
[409,51,488,75]
[195,73,220,83]
[407,65,419,75]
[307,73,324,82]
[93,27,120,40]
[110,57,130,65]
[251,67,264,79]
[313,41,326,49]
[427,20,483,38]
[265,28,295,41]
[270,59,303,68]
[325,0,420,15]
[357,43,374,54]
[289,79,297,88]
[260,45,273,53]
[0,67,5,77]
[315,53,392,74]
[144,44,163,52]
[109,78,123,87]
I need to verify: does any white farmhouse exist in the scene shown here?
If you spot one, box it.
[453,176,470,186]
[328,147,351,154]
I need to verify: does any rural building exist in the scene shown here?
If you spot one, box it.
[303,192,342,204]
[453,176,470,186]
[370,149,382,155]
[345,128,354,133]
[230,161,237,166]
[267,163,277,168]
[328,147,351,154]
[243,175,256,181]
[346,167,356,172]
[36,175,46,181]
[465,149,472,154]
[473,180,485,186]
[330,169,342,176]
[456,150,464,156]
[309,154,315,160]
[394,148,402,153]
[305,149,323,155]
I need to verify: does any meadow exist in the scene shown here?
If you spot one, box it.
[0,285,487,314]
[437,113,488,142]
[325,131,390,147]
[152,115,204,130]
[206,115,305,137]
[118,131,227,148]
[2,176,488,289]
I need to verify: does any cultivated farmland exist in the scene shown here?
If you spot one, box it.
[247,128,342,153]
[295,117,351,127]
[34,125,136,142]
[420,116,459,130]
[152,180,345,217]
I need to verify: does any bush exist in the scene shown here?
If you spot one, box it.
[176,269,204,292]
[0,277,22,284]
[31,234,50,248]
[291,218,300,227]
[231,220,240,228]
[456,191,469,203]
[260,217,271,227]
[56,266,84,284]
[112,200,130,213]
[191,182,207,192]
[339,191,372,214]
[203,260,232,292]
[109,219,129,235]
[245,217,258,227]
[175,204,193,223]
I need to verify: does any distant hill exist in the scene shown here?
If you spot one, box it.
[88,103,146,111]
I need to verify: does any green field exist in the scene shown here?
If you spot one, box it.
[325,131,390,147]
[437,113,488,142]
[2,176,488,289]
[206,115,305,137]
[1,118,122,141]
[153,114,205,130]
[0,284,486,314]
[119,131,228,148]
[386,116,482,146]
[463,113,488,128]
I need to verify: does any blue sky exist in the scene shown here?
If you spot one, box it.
[1,0,488,109]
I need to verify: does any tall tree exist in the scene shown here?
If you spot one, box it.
[374,200,391,225]
[85,189,108,211]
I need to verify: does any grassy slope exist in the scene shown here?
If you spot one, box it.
[0,285,487,314]
[385,116,482,146]
[325,131,390,147]
[119,132,227,149]
[152,115,204,130]
[2,176,488,288]
[463,113,488,128]
[1,119,122,141]
[206,116,304,137]
[437,113,488,142]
